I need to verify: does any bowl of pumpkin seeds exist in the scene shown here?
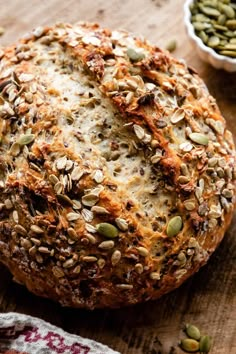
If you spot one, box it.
[184,0,236,71]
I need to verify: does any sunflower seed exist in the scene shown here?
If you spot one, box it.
[67,227,77,239]
[20,238,32,250]
[116,284,133,290]
[12,210,19,223]
[91,205,110,214]
[150,272,160,280]
[98,240,115,250]
[14,224,27,235]
[5,199,13,209]
[38,246,50,254]
[134,263,144,274]
[178,176,190,184]
[137,246,149,257]
[82,256,97,262]
[63,258,76,268]
[208,157,218,167]
[222,188,233,198]
[97,258,106,269]
[30,225,44,234]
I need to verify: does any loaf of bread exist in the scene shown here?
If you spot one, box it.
[0,23,235,309]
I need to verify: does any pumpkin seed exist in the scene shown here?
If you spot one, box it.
[165,39,177,52]
[193,22,211,31]
[195,14,210,22]
[226,19,236,29]
[218,14,227,25]
[17,133,35,146]
[222,4,235,19]
[96,222,119,238]
[178,176,190,184]
[224,30,235,37]
[224,43,236,50]
[219,50,236,57]
[126,48,145,62]
[167,216,182,237]
[208,35,220,47]
[185,324,201,341]
[213,24,228,31]
[189,133,209,146]
[199,30,208,43]
[199,335,212,353]
[180,338,199,353]
[199,5,220,17]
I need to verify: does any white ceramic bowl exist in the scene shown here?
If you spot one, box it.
[184,0,236,72]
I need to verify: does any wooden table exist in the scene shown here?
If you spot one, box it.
[0,0,236,353]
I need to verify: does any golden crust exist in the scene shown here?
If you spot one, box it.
[0,22,235,308]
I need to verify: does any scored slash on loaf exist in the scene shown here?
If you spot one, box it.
[0,22,235,308]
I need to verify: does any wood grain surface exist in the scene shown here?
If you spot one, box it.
[0,0,236,353]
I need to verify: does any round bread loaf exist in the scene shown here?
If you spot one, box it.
[0,23,235,309]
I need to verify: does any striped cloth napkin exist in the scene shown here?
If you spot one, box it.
[0,312,120,354]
